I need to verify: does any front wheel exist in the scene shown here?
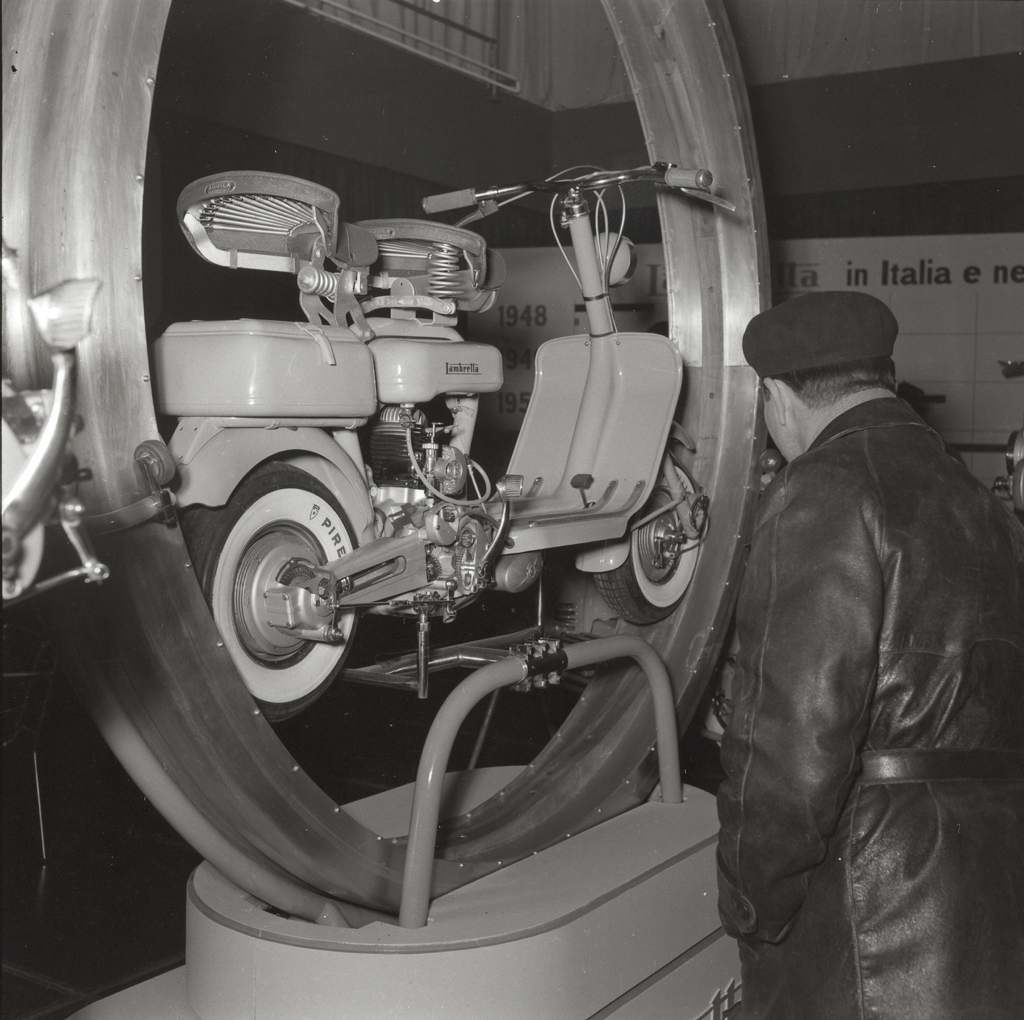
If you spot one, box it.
[594,462,705,625]
[181,462,359,721]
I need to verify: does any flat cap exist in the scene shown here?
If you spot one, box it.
[742,291,897,377]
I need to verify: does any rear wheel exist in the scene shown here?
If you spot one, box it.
[182,462,358,721]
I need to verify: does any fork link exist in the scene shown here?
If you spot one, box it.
[654,528,688,568]
[416,608,431,700]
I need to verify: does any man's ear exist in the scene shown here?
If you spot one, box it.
[763,377,791,424]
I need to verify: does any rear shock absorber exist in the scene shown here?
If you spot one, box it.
[428,241,464,301]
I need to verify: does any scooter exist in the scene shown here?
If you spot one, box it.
[151,163,731,718]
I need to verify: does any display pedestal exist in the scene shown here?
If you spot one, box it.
[75,778,739,1019]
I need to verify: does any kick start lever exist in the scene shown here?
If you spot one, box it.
[571,473,595,509]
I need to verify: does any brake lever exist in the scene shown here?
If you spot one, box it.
[676,186,736,213]
[455,199,500,228]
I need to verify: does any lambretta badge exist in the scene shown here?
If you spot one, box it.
[445,361,480,375]
[204,180,236,196]
[309,504,321,521]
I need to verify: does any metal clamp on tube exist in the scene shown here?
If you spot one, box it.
[398,634,682,927]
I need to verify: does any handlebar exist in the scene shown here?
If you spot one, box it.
[421,187,479,215]
[421,162,719,217]
[665,167,714,190]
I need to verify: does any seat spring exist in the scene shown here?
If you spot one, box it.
[428,241,465,300]
[199,195,314,234]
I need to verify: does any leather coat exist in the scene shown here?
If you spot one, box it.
[717,398,1024,1019]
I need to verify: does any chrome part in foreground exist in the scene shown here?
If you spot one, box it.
[2,242,108,601]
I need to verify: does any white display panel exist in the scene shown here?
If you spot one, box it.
[775,234,1023,486]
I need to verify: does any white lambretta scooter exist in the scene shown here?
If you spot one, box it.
[152,164,731,719]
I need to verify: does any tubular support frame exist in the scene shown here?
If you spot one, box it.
[398,635,682,927]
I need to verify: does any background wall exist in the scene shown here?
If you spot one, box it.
[150,0,1024,263]
[504,0,1024,108]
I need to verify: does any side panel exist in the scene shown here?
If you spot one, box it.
[368,337,504,403]
[153,319,378,419]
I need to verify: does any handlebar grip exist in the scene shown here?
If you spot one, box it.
[665,167,714,190]
[422,188,478,214]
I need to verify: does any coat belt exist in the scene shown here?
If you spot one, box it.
[860,749,1024,783]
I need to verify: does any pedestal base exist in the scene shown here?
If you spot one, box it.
[76,781,739,1019]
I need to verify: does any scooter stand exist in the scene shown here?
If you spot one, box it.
[340,625,542,693]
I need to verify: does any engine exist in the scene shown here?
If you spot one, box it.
[365,402,501,615]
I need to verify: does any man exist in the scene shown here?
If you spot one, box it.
[717,291,1024,1018]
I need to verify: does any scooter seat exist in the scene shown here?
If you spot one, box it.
[177,170,343,273]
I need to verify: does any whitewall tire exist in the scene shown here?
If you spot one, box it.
[182,462,358,721]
